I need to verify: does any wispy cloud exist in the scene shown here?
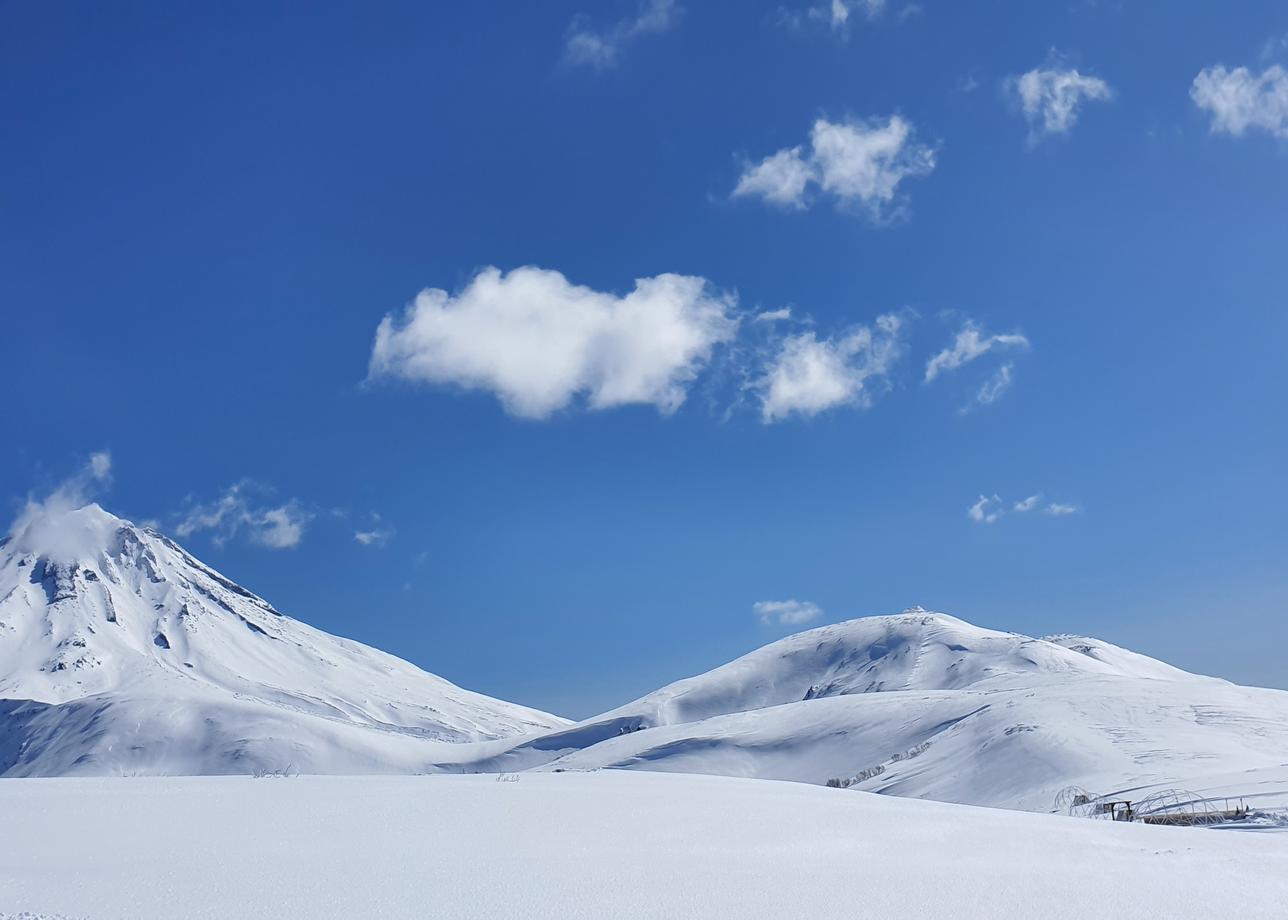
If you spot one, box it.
[924,321,1029,410]
[1006,55,1112,143]
[961,362,1014,413]
[754,598,823,626]
[368,266,739,420]
[1191,64,1288,140]
[972,492,1079,524]
[754,313,907,422]
[1013,494,1040,513]
[565,0,679,69]
[754,307,794,323]
[175,482,314,550]
[354,514,395,548]
[777,0,886,36]
[733,115,936,220]
[968,494,1004,524]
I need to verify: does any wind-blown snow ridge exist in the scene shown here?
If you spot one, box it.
[0,503,566,776]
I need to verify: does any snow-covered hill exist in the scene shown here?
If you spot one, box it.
[0,503,566,775]
[2,772,1285,920]
[432,610,1288,812]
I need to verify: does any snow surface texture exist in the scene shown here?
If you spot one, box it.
[0,504,565,775]
[1,772,1286,920]
[431,611,1288,813]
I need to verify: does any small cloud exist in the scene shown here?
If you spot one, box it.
[1013,494,1041,513]
[925,321,1029,384]
[354,515,395,548]
[1260,34,1288,61]
[960,362,1014,413]
[256,507,309,549]
[971,493,1078,523]
[968,494,1004,524]
[754,312,907,422]
[565,0,679,69]
[754,598,823,626]
[754,307,794,323]
[733,115,936,221]
[175,482,314,550]
[88,451,112,482]
[733,147,814,209]
[778,0,885,36]
[1191,64,1288,140]
[1006,54,1113,143]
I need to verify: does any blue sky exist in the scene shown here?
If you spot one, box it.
[3,1,1286,717]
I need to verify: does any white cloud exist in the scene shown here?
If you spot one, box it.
[972,493,1078,523]
[734,116,936,220]
[754,313,906,422]
[779,0,885,34]
[1191,64,1288,139]
[813,0,884,31]
[733,147,814,208]
[963,362,1014,412]
[354,515,395,548]
[565,0,678,69]
[968,494,1004,524]
[924,322,1029,384]
[88,451,112,481]
[754,307,793,323]
[176,482,313,550]
[1008,60,1112,141]
[1013,494,1041,513]
[754,598,823,626]
[369,266,738,420]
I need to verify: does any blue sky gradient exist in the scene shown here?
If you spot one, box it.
[3,1,1286,717]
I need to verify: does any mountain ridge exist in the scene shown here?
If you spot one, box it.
[3,503,1286,818]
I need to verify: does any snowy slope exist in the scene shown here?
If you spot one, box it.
[1,772,1285,920]
[432,610,1288,812]
[0,503,566,775]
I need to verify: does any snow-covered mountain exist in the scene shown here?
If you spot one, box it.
[0,503,566,775]
[5,505,1286,811]
[432,610,1288,812]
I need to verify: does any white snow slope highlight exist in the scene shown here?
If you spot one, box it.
[1,772,1285,920]
[0,503,566,776]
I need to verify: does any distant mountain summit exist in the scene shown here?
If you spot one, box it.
[0,503,566,776]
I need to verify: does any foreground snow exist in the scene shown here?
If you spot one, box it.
[1,772,1285,920]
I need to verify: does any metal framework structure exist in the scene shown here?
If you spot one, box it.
[1052,785,1249,826]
